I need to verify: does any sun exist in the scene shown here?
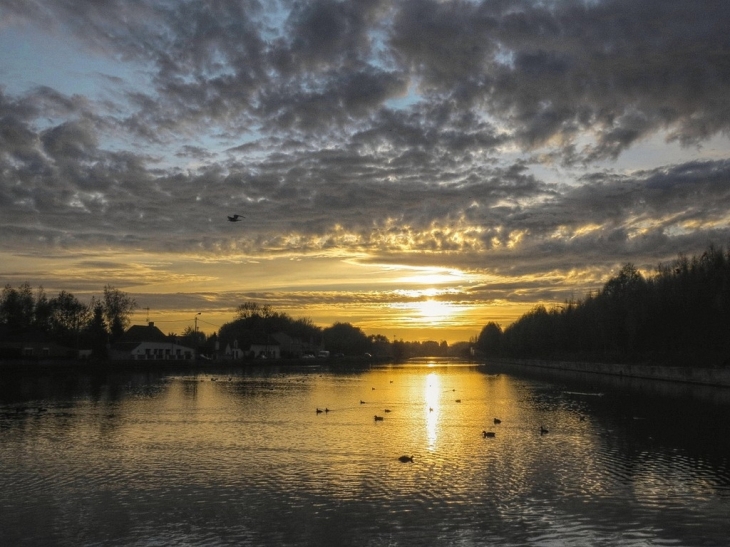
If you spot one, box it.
[416,300,453,324]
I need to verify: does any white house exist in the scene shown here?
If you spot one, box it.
[224,339,244,360]
[109,322,195,361]
[249,341,280,359]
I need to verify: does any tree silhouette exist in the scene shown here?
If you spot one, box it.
[103,285,137,341]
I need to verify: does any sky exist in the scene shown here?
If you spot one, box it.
[1,0,730,343]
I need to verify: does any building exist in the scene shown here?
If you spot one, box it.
[109,322,195,361]
[248,334,280,359]
[271,332,303,357]
[0,326,76,360]
[224,339,244,360]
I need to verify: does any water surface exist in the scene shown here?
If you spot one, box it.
[1,360,729,546]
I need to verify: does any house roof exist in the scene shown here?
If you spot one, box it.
[117,323,169,344]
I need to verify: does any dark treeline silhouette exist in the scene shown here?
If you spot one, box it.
[1,290,466,362]
[217,303,461,360]
[218,302,324,357]
[0,284,137,359]
[477,245,730,367]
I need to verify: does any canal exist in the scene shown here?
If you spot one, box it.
[1,359,729,546]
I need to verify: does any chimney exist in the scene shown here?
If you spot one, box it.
[149,322,155,327]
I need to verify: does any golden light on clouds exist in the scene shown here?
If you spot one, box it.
[0,241,609,343]
[390,299,461,328]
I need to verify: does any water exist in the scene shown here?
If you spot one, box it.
[1,359,729,546]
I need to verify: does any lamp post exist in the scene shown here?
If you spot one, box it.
[194,312,201,358]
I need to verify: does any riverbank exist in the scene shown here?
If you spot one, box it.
[489,357,730,388]
[0,355,385,374]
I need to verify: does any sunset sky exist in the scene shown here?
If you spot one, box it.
[1,1,729,343]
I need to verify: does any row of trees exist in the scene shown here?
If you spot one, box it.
[217,302,460,359]
[1,284,459,361]
[0,283,137,356]
[476,245,730,367]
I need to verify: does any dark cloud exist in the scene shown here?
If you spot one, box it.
[390,0,730,159]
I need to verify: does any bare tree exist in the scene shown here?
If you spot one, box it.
[102,285,137,340]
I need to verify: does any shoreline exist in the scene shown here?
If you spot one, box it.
[0,355,385,373]
[488,357,730,388]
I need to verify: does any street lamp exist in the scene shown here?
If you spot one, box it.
[194,312,201,335]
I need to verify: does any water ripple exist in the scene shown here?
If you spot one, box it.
[2,366,730,546]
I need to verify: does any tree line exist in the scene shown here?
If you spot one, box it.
[0,284,137,358]
[476,245,730,367]
[216,302,459,359]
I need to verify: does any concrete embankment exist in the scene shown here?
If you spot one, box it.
[490,358,730,388]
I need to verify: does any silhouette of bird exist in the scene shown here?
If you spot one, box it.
[360,400,365,404]
[482,430,496,438]
[316,408,323,414]
[374,415,384,421]
[398,455,414,463]
[455,399,461,403]
[540,426,549,435]
[494,418,501,424]
[227,214,245,222]
[384,409,391,413]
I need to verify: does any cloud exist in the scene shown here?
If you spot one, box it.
[5,1,730,153]
[390,0,730,159]
[2,0,730,318]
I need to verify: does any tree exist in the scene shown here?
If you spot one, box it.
[180,325,206,349]
[82,299,108,359]
[49,290,90,348]
[102,285,137,340]
[322,322,370,355]
[235,302,274,320]
[34,286,53,332]
[477,322,502,356]
[0,282,35,332]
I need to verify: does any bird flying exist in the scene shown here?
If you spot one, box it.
[227,214,244,222]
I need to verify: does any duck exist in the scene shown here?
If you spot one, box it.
[482,430,496,438]
[374,415,384,421]
[455,399,462,403]
[540,426,549,435]
[493,418,501,424]
[360,400,365,404]
[384,409,391,413]
[316,408,323,414]
[398,455,414,463]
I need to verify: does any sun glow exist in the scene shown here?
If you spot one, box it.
[417,300,453,323]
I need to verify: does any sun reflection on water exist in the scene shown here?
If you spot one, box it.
[424,372,441,450]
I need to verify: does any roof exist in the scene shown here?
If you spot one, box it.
[117,323,169,344]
